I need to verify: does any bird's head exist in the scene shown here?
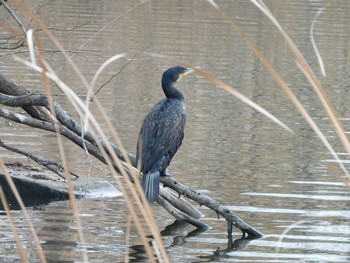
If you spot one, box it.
[163,66,194,83]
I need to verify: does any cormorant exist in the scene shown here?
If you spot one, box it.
[136,66,193,203]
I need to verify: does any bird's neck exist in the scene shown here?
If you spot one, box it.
[162,79,184,100]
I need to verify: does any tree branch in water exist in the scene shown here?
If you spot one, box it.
[0,73,263,237]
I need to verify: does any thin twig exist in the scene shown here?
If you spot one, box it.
[0,139,79,179]
[0,186,28,262]
[78,1,148,52]
[91,42,152,100]
[0,0,27,37]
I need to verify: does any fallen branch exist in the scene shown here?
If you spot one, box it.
[0,139,78,179]
[0,73,263,237]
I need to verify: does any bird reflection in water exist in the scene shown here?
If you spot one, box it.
[129,220,260,262]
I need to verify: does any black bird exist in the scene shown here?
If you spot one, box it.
[136,66,193,203]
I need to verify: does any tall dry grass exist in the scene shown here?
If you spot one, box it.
[1,1,169,262]
[207,0,350,256]
[206,0,350,184]
[205,0,350,254]
[0,0,349,262]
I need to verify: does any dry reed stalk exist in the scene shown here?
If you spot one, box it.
[0,160,46,262]
[0,186,28,262]
[250,0,350,176]
[6,0,170,261]
[207,0,350,185]
[35,35,89,262]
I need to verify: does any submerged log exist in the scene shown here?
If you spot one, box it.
[0,162,119,210]
[0,73,263,238]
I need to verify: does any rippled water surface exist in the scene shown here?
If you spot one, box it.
[0,0,349,262]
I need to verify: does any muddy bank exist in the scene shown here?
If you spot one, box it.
[0,162,121,209]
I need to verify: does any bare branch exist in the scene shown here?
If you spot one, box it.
[157,196,209,229]
[160,176,263,237]
[91,42,152,100]
[0,139,78,179]
[0,0,27,37]
[0,73,263,237]
[0,74,51,121]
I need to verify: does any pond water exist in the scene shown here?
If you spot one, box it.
[0,0,349,262]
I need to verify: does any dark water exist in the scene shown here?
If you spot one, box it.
[0,0,349,262]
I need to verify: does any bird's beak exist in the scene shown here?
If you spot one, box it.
[181,66,200,78]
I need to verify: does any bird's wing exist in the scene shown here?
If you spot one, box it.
[137,99,186,173]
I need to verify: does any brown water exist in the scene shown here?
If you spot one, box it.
[0,0,350,262]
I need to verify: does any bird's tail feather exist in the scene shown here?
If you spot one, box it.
[141,171,160,203]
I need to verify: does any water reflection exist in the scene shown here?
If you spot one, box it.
[130,220,261,262]
[195,235,261,262]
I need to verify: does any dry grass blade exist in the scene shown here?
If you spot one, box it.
[275,219,307,255]
[207,0,350,182]
[27,29,37,66]
[0,160,46,263]
[149,53,293,134]
[124,214,132,262]
[78,1,148,52]
[0,0,27,37]
[310,2,334,77]
[12,54,163,262]
[91,96,169,262]
[84,52,127,129]
[250,0,350,175]
[0,186,28,263]
[194,68,294,134]
[11,0,90,88]
[35,36,89,262]
[9,1,167,260]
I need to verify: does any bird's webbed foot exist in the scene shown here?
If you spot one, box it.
[160,169,171,177]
